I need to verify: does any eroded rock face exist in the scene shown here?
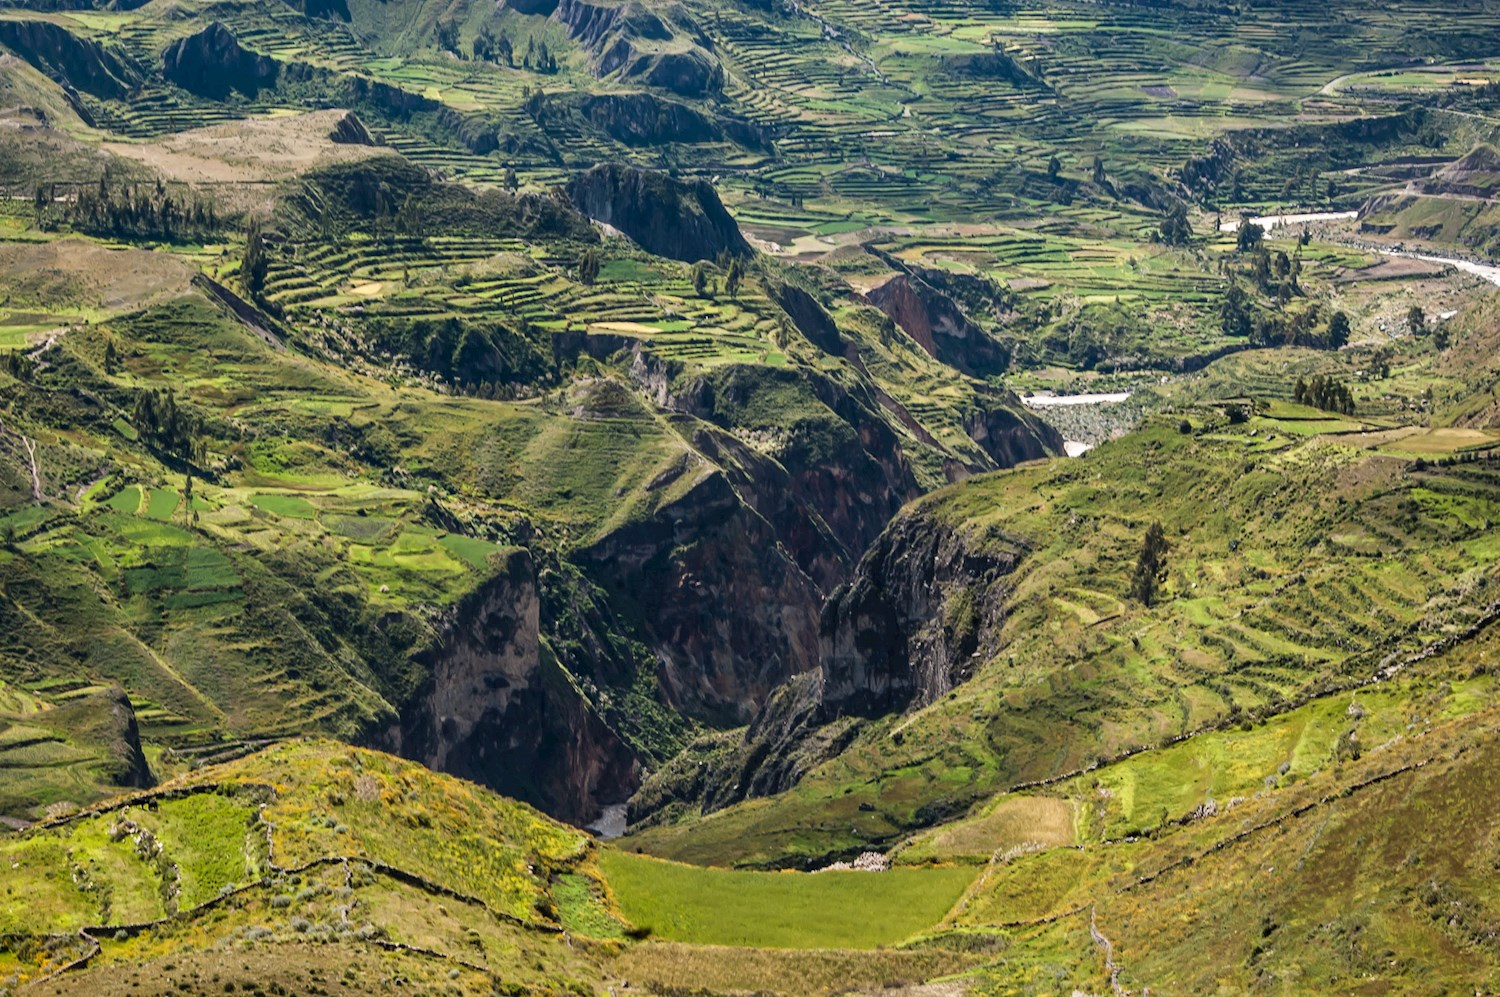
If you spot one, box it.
[161,23,278,100]
[581,92,718,146]
[553,0,722,98]
[817,513,1023,718]
[567,163,749,262]
[0,19,141,99]
[573,470,823,724]
[629,504,1027,823]
[327,109,375,145]
[964,389,1063,469]
[865,272,1010,376]
[384,548,636,823]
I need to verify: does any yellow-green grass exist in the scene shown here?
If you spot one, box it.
[598,849,976,948]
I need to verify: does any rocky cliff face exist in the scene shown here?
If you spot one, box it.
[865,272,1010,377]
[573,469,823,724]
[964,388,1064,469]
[553,0,722,98]
[817,513,1023,718]
[568,163,749,262]
[0,19,141,99]
[630,503,1027,823]
[383,548,637,823]
[161,23,279,100]
[581,92,717,146]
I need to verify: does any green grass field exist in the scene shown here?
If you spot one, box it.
[599,850,975,948]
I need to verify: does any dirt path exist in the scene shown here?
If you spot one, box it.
[1090,905,1127,997]
[0,415,43,501]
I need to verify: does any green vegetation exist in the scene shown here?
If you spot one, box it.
[3,0,1500,990]
[599,850,974,948]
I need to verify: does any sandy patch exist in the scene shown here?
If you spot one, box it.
[0,238,194,312]
[101,110,389,186]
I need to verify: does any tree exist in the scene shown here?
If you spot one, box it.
[1236,221,1264,253]
[1327,310,1351,349]
[1157,202,1192,246]
[577,247,601,285]
[1406,304,1426,336]
[1220,278,1253,338]
[242,222,269,299]
[725,257,744,299]
[1130,522,1170,608]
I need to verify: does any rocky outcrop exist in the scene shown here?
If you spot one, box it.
[865,272,1010,376]
[161,23,278,100]
[629,506,1027,824]
[582,92,718,146]
[328,109,376,145]
[280,0,351,20]
[769,281,843,354]
[572,470,823,724]
[964,389,1063,468]
[0,18,141,99]
[1421,144,1500,199]
[817,513,1023,718]
[940,50,1048,91]
[383,548,636,823]
[567,163,749,262]
[553,0,722,98]
[58,686,154,791]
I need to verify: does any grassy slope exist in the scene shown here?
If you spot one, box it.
[628,404,1500,867]
[599,849,974,948]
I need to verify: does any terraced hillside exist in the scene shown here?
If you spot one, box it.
[4,0,1500,990]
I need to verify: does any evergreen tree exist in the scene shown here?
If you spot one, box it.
[725,257,744,299]
[1327,310,1350,349]
[578,247,601,285]
[242,223,269,299]
[1157,202,1192,246]
[1130,522,1170,608]
[1236,221,1264,252]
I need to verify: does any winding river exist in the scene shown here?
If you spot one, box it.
[1218,210,1500,287]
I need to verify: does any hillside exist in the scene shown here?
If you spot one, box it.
[3,0,1500,991]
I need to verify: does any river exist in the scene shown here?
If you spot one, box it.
[1021,391,1133,407]
[1216,210,1500,287]
[1218,210,1359,233]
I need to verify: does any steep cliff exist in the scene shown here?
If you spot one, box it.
[382,548,637,823]
[0,18,141,99]
[629,501,1027,822]
[572,469,823,724]
[161,23,279,100]
[581,92,718,146]
[964,388,1064,469]
[865,272,1010,377]
[553,0,722,97]
[567,163,749,262]
[816,512,1024,718]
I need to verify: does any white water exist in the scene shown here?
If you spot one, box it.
[1218,210,1359,233]
[586,803,627,839]
[1213,209,1500,287]
[1021,391,1132,407]
[1389,251,1500,287]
